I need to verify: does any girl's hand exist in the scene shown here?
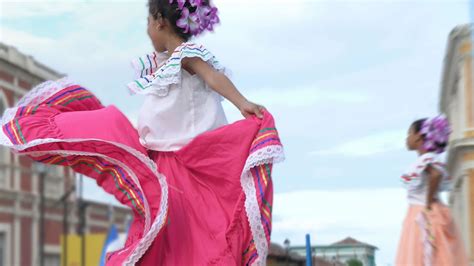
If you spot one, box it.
[425,204,432,211]
[239,100,265,119]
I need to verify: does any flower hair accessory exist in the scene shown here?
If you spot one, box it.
[170,0,220,36]
[420,115,451,154]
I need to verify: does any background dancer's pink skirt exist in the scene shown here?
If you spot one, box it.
[395,203,468,266]
[0,79,284,265]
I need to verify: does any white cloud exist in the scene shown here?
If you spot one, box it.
[0,2,467,265]
[244,87,370,108]
[272,188,407,266]
[273,188,406,233]
[79,180,408,265]
[80,176,122,206]
[0,27,54,47]
[0,2,76,18]
[310,130,406,157]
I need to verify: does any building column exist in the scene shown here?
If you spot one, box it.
[32,171,39,266]
[0,223,12,266]
[460,41,474,137]
[12,153,20,265]
[468,169,474,261]
[12,92,21,266]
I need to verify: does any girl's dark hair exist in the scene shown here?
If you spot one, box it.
[148,0,209,41]
[411,118,448,152]
[411,118,427,135]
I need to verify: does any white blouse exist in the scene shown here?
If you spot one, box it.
[401,153,452,206]
[127,42,228,151]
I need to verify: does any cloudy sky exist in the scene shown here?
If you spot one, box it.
[0,0,469,264]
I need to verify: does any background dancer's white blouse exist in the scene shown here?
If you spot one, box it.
[401,152,451,206]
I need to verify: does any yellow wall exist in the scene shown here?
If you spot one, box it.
[460,39,474,261]
[465,130,474,138]
[447,32,474,263]
[461,41,474,133]
[60,234,106,266]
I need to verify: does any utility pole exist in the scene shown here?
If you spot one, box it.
[284,238,290,266]
[76,174,88,266]
[39,170,45,266]
[35,163,48,266]
[53,185,75,266]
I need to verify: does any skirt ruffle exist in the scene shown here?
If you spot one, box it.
[395,203,469,266]
[0,78,284,265]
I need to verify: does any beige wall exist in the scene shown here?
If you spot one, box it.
[470,169,474,261]
[443,26,474,264]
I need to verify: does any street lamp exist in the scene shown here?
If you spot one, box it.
[34,163,48,266]
[76,174,89,266]
[53,184,75,266]
[284,238,290,266]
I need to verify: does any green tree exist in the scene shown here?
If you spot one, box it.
[347,258,363,266]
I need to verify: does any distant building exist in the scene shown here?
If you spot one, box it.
[267,242,306,266]
[0,43,132,266]
[441,24,474,264]
[291,237,377,266]
[267,242,345,266]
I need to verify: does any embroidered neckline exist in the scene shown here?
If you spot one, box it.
[127,42,225,96]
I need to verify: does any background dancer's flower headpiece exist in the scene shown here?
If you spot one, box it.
[420,115,451,154]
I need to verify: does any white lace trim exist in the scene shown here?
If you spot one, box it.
[122,171,169,265]
[127,42,226,97]
[0,127,11,147]
[0,76,170,264]
[17,77,74,107]
[2,138,168,265]
[241,144,285,265]
[1,75,283,264]
[1,77,76,126]
[416,211,434,266]
[6,138,160,227]
[23,148,151,225]
[2,134,284,265]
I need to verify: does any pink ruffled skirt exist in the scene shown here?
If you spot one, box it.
[396,203,468,266]
[0,79,284,265]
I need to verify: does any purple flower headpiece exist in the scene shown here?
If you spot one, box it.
[170,0,220,36]
[420,115,451,154]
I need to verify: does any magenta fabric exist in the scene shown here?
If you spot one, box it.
[1,83,283,265]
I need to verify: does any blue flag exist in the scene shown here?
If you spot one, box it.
[306,234,313,266]
[99,224,119,266]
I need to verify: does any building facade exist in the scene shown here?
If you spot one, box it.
[0,43,131,266]
[267,242,306,266]
[441,24,474,264]
[290,237,377,266]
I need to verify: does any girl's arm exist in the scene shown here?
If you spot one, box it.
[183,57,264,118]
[425,165,442,210]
